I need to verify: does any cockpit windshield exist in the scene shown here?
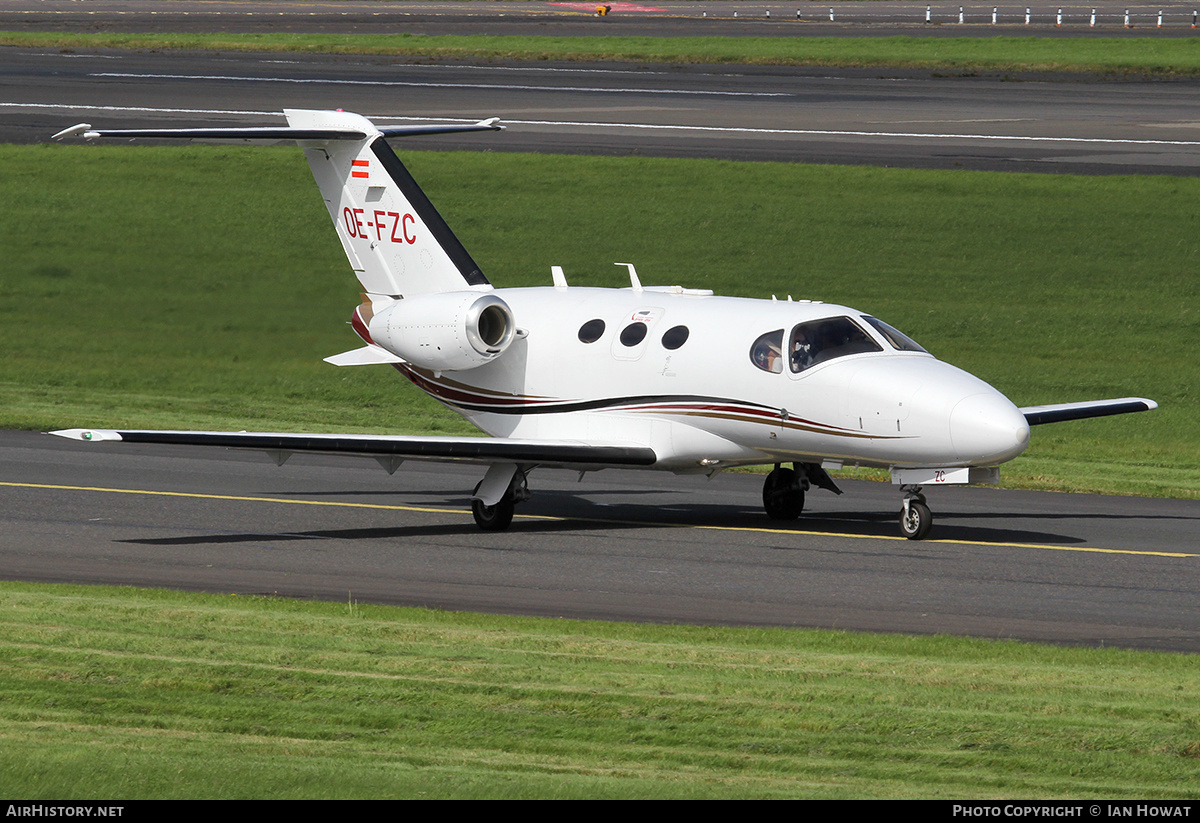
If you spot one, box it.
[751,315,925,376]
[787,316,882,373]
[861,316,927,353]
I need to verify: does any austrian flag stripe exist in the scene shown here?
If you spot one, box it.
[351,160,369,179]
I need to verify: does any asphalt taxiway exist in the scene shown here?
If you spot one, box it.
[2,431,1197,651]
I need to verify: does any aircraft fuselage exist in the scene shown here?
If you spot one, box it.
[395,286,1032,474]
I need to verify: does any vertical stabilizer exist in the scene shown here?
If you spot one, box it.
[285,109,491,297]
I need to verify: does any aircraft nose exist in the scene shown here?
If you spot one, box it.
[950,392,1031,464]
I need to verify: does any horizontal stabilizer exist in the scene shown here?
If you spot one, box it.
[52,119,503,143]
[1020,397,1158,426]
[49,429,657,469]
[323,345,406,367]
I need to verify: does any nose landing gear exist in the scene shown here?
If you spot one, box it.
[899,485,932,540]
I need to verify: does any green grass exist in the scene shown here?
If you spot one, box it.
[2,581,1198,799]
[7,30,1200,74]
[2,145,1194,497]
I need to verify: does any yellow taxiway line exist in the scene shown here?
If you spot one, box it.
[1,480,1194,558]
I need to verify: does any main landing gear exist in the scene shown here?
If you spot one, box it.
[471,468,529,531]
[761,462,843,521]
[763,465,805,520]
[471,492,515,531]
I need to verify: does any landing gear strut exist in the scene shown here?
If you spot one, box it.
[899,485,932,540]
[762,464,805,520]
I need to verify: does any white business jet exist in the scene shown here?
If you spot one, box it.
[50,109,1156,539]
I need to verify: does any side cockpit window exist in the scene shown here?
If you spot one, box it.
[788,316,882,373]
[750,329,784,374]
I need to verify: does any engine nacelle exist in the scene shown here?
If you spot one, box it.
[367,291,516,372]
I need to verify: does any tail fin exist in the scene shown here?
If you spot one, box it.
[285,110,492,297]
[53,109,504,297]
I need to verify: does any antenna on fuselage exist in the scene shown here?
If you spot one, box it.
[616,262,642,292]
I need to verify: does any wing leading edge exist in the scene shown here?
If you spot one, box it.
[48,429,657,469]
[1019,397,1158,426]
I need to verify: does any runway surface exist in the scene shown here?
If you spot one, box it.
[3,2,1196,648]
[2,431,1198,651]
[7,47,1200,173]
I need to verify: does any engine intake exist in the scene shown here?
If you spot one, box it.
[367,292,516,372]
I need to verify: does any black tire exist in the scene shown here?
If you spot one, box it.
[762,467,804,520]
[900,500,933,540]
[472,495,515,531]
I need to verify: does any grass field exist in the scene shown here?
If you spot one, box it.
[1,144,1194,497]
[2,582,1198,799]
[6,30,1200,75]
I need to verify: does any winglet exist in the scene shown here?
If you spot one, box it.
[51,124,95,141]
[49,428,124,442]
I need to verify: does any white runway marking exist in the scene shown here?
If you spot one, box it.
[2,102,280,116]
[90,71,790,97]
[496,117,1200,147]
[406,63,669,76]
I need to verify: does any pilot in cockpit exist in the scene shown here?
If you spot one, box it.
[790,330,813,371]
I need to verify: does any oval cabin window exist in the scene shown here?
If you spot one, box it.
[578,319,605,343]
[661,325,689,350]
[620,323,649,347]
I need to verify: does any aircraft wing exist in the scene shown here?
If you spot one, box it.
[1019,397,1158,426]
[48,428,657,469]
